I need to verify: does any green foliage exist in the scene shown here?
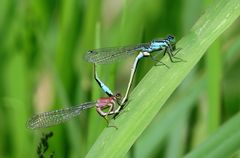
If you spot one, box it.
[0,0,239,158]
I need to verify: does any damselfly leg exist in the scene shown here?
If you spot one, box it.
[164,47,184,63]
[96,93,122,129]
[150,54,170,68]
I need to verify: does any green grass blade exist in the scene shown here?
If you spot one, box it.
[165,118,187,158]
[206,40,222,134]
[4,54,32,158]
[135,38,239,157]
[85,0,240,157]
[135,75,206,158]
[204,0,222,135]
[184,113,240,158]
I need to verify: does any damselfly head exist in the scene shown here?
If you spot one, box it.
[87,50,95,55]
[166,35,176,43]
[151,35,175,45]
[166,35,176,50]
[113,93,122,104]
[85,50,97,62]
[114,93,122,100]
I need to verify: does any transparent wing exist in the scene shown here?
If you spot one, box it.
[85,43,149,64]
[27,102,96,129]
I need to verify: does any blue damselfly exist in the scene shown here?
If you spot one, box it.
[85,35,182,116]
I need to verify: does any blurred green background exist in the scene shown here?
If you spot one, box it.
[0,0,239,158]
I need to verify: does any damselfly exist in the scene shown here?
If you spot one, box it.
[85,35,182,116]
[27,93,122,129]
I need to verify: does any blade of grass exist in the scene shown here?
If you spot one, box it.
[225,35,240,69]
[206,40,222,134]
[204,0,222,135]
[133,31,240,158]
[165,118,187,158]
[86,0,240,157]
[4,54,32,158]
[184,112,240,158]
[135,75,205,158]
